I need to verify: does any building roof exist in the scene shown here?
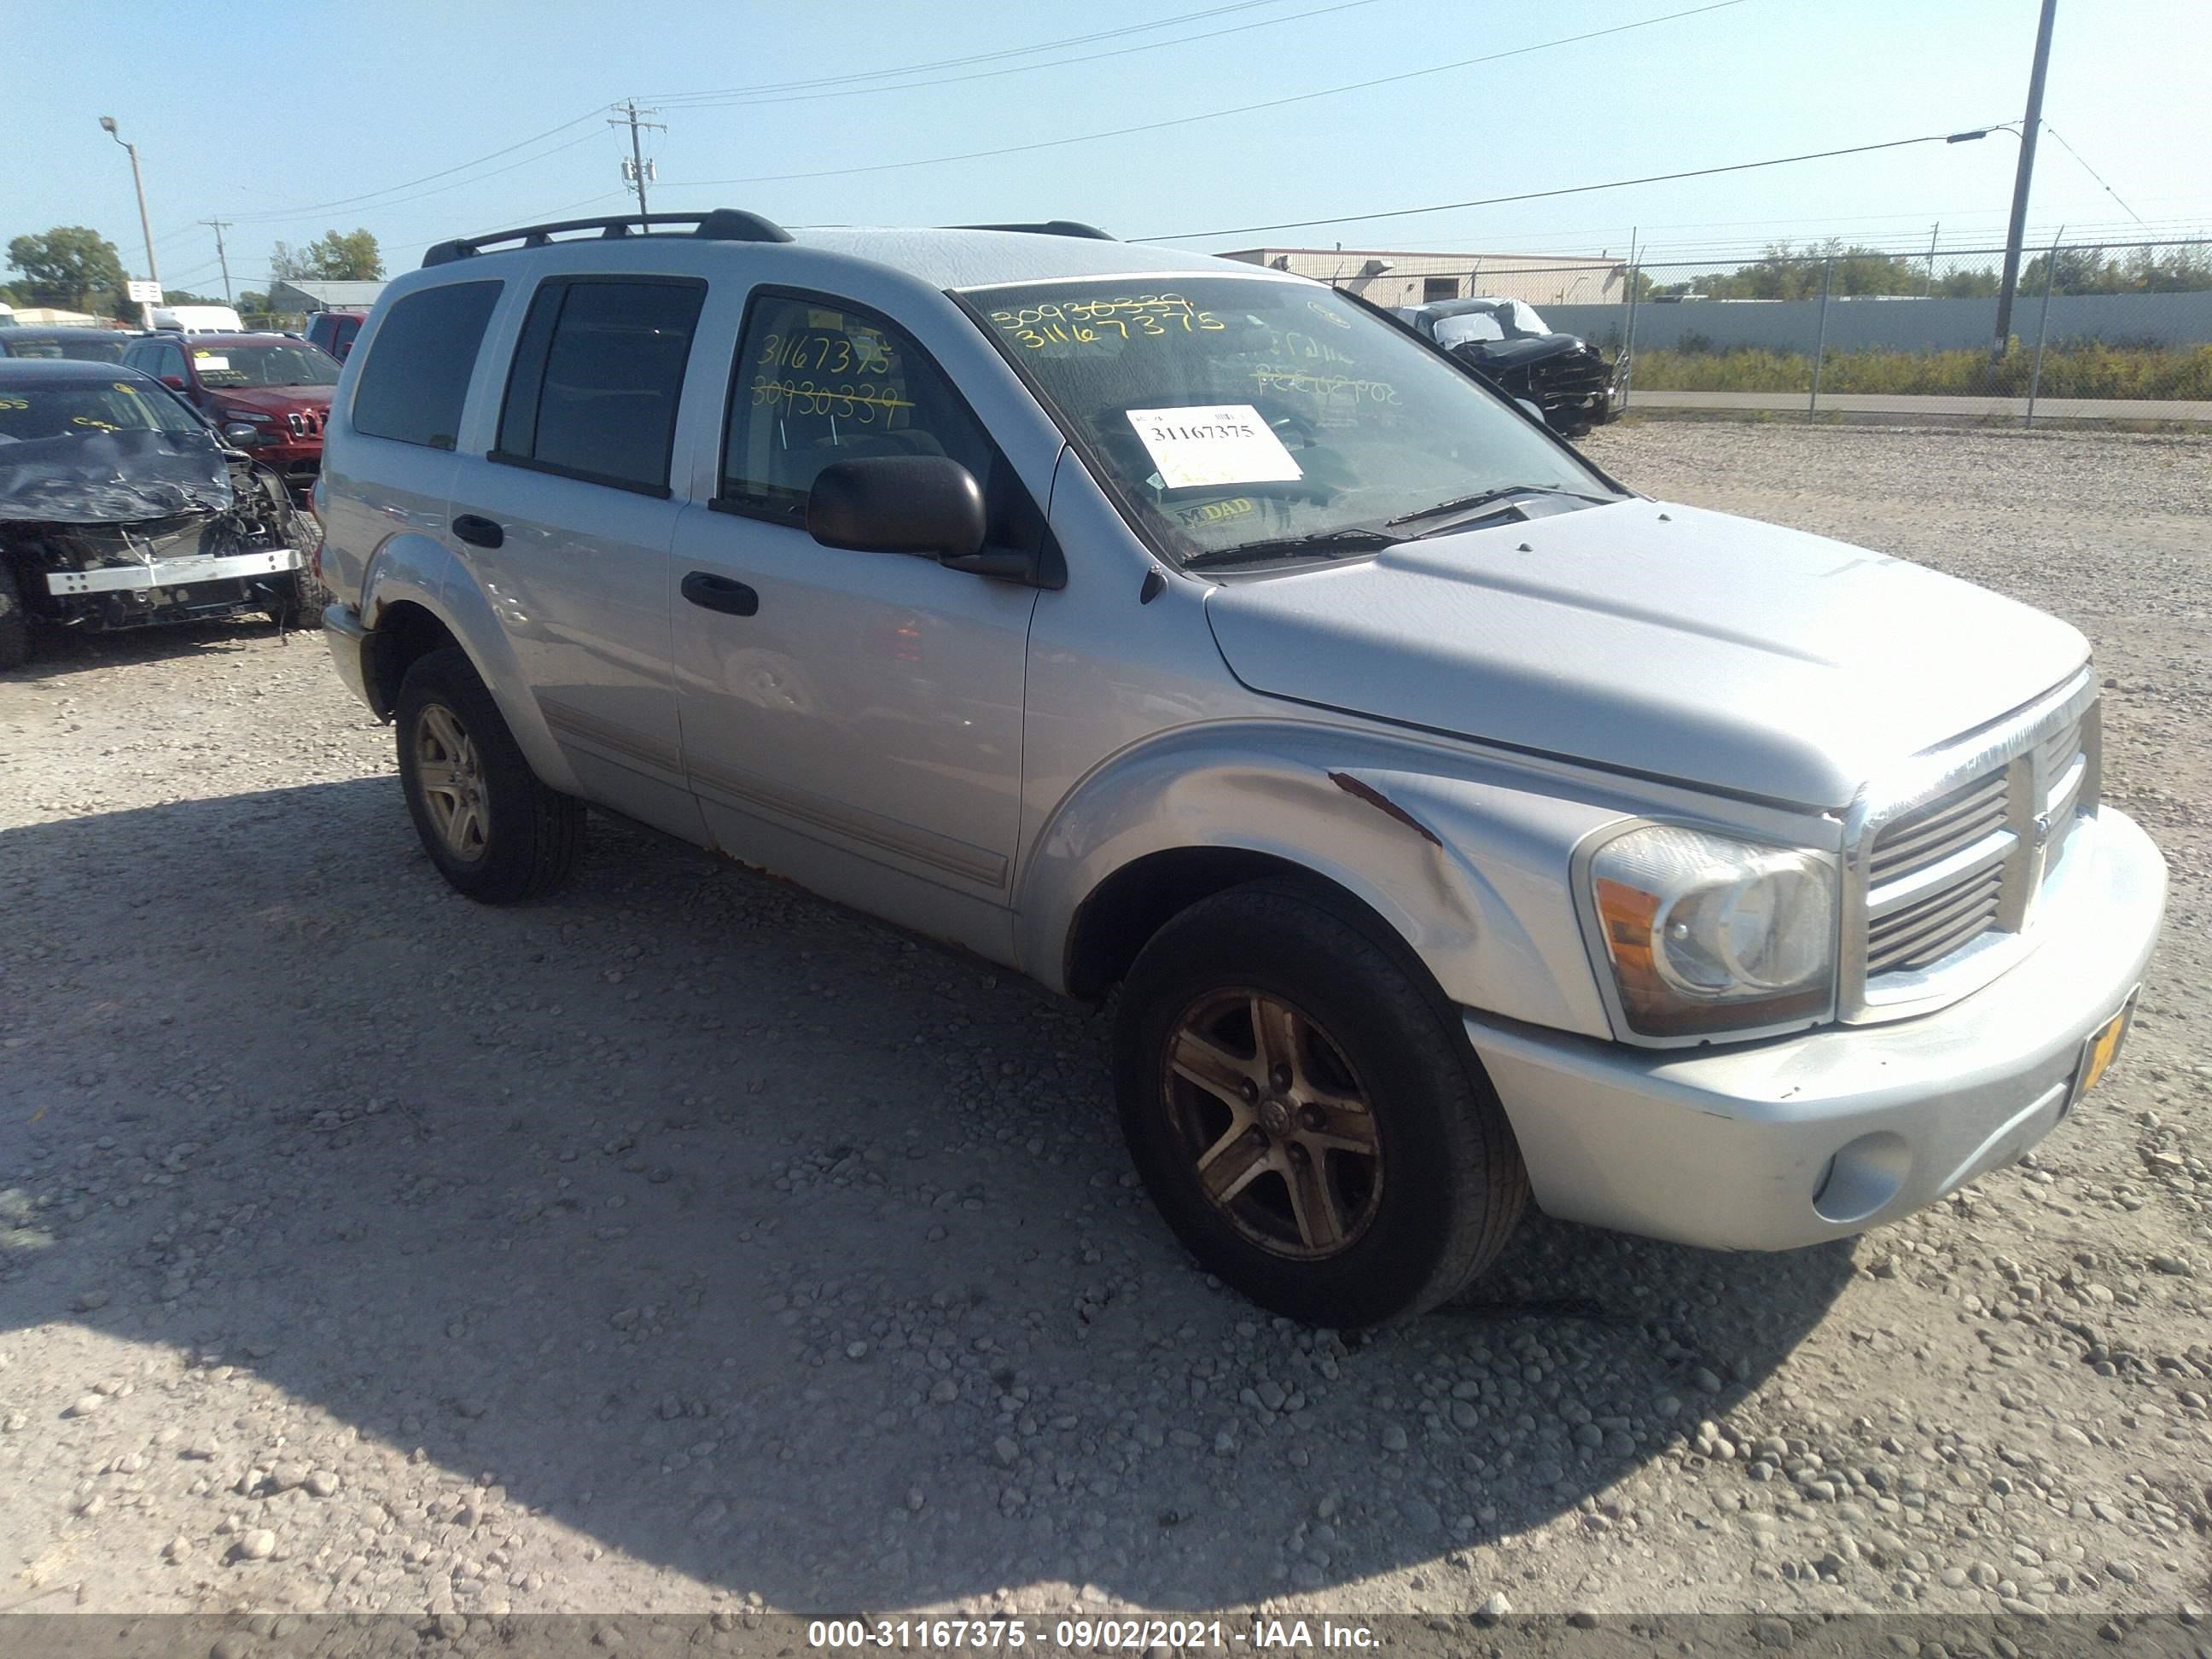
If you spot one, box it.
[267,279,388,309]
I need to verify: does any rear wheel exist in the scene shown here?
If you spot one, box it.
[0,561,27,671]
[395,646,585,902]
[1113,879,1528,1327]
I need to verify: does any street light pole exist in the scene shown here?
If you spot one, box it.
[1991,0,2058,354]
[99,115,160,328]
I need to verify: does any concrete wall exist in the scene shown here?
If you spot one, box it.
[1543,290,2212,354]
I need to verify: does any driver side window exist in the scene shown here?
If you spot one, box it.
[716,292,1039,551]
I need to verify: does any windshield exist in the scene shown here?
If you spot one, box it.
[0,377,207,442]
[966,276,1612,566]
[5,331,132,363]
[190,341,341,389]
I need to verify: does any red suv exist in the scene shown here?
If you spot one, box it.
[305,308,369,362]
[121,331,340,504]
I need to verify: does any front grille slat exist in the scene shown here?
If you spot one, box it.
[1866,871,2004,972]
[1855,688,2097,1004]
[1868,772,2009,886]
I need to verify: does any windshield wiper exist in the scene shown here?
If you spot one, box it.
[1384,484,1608,529]
[1179,527,1401,571]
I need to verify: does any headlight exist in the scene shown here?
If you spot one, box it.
[1586,824,1837,1039]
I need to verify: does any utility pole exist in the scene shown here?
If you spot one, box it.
[609,101,665,228]
[1992,0,2058,353]
[201,218,234,305]
[98,116,160,328]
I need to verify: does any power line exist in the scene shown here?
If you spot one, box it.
[645,0,1301,102]
[2041,125,2149,229]
[664,0,1745,190]
[656,0,1382,112]
[1133,127,2010,242]
[218,108,611,224]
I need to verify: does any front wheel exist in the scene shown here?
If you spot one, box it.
[395,646,585,902]
[1113,879,1528,1327]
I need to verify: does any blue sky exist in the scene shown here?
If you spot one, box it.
[13,0,2208,299]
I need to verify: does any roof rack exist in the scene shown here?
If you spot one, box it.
[952,220,1115,242]
[422,208,792,268]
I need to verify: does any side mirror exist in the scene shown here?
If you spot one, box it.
[807,456,987,566]
[161,375,186,390]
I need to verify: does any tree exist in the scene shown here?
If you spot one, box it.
[270,229,384,282]
[5,225,129,313]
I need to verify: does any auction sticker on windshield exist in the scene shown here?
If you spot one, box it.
[1126,404,1301,491]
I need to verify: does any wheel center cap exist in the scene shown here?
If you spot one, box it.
[1258,1097,1292,1137]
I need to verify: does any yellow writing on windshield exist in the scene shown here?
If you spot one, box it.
[71,415,119,430]
[1250,367,1401,405]
[990,294,1225,351]
[0,397,26,410]
[749,376,914,424]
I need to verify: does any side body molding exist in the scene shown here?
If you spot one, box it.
[1012,719,1627,1038]
[359,527,585,797]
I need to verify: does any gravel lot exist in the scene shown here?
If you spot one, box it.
[1,421,2206,1622]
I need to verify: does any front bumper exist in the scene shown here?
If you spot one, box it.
[44,547,299,596]
[1467,806,2166,1251]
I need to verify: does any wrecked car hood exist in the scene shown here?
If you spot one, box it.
[1202,499,2089,809]
[210,385,332,419]
[0,429,233,523]
[1438,331,1587,369]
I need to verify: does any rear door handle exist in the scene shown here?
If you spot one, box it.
[452,514,504,549]
[682,570,760,617]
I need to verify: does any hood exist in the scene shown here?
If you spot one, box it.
[1202,500,2088,809]
[0,428,233,523]
[1443,334,1586,370]
[208,384,332,418]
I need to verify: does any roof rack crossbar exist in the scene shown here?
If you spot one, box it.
[952,220,1115,242]
[422,208,793,268]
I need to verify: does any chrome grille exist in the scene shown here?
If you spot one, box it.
[1866,866,2004,974]
[1867,771,2009,887]
[1845,677,2100,1022]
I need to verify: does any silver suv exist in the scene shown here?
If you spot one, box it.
[313,209,2167,1328]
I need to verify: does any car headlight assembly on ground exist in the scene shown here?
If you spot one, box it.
[1585,824,1837,1040]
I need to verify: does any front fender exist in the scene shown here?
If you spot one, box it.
[361,533,583,797]
[1015,719,1626,1037]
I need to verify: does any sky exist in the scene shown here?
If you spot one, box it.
[9,0,2209,301]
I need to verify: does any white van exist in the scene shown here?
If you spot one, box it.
[151,304,246,334]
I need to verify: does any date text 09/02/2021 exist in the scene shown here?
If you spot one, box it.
[806,1616,1381,1650]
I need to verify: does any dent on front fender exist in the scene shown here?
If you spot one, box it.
[361,534,584,798]
[1013,724,1625,1038]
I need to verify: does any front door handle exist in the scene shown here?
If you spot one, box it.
[452,514,504,549]
[682,570,760,617]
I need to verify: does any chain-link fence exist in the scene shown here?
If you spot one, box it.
[1326,240,2212,422]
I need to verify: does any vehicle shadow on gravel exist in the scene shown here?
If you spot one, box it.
[3,617,302,682]
[0,783,1856,1613]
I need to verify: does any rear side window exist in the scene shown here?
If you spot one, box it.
[494,276,706,495]
[352,281,502,450]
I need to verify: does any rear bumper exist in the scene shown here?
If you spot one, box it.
[1468,806,2166,1251]
[322,601,377,713]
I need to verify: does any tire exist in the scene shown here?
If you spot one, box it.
[0,561,27,671]
[1114,878,1528,1328]
[271,564,335,632]
[394,645,585,902]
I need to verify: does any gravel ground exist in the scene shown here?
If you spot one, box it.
[0,421,2206,1622]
